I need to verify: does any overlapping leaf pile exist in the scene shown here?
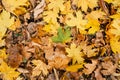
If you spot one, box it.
[0,0,120,80]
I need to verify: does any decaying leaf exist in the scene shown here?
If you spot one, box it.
[7,45,23,68]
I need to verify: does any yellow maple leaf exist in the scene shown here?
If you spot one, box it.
[104,0,113,3]
[0,61,20,80]
[43,9,58,24]
[48,0,65,11]
[110,36,120,54]
[107,19,120,37]
[86,10,106,20]
[61,1,73,14]
[86,19,100,34]
[43,22,60,34]
[110,13,120,19]
[66,43,84,64]
[2,0,29,15]
[72,0,98,12]
[85,10,105,34]
[112,0,120,7]
[0,10,14,46]
[66,64,84,72]
[32,60,48,77]
[0,48,7,60]
[65,11,87,34]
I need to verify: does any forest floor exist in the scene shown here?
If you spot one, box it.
[0,0,120,80]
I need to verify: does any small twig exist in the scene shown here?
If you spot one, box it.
[53,68,59,80]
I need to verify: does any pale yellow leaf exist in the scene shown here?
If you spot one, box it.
[43,9,58,24]
[108,19,120,37]
[2,0,29,15]
[48,0,65,11]
[72,0,98,12]
[65,11,87,34]
[0,10,15,46]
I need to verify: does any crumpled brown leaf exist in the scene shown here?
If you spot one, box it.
[32,60,49,77]
[44,43,70,69]
[34,0,45,19]
[101,60,117,75]
[94,66,105,80]
[7,44,23,68]
[83,59,98,74]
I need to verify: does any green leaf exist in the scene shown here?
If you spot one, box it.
[52,27,71,43]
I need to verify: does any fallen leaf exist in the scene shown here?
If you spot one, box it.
[0,10,14,46]
[66,43,84,64]
[110,36,120,54]
[83,60,98,74]
[52,27,71,43]
[48,0,65,11]
[0,48,7,60]
[65,11,87,34]
[72,0,98,12]
[2,0,30,15]
[7,45,23,68]
[108,19,120,37]
[0,61,20,80]
[44,44,70,69]
[66,64,83,72]
[34,0,45,18]
[32,60,48,77]
[101,60,117,75]
[94,66,105,80]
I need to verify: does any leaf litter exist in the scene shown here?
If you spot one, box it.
[0,0,120,80]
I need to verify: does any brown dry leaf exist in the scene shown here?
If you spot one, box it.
[101,60,117,75]
[92,31,105,47]
[17,68,29,74]
[80,41,99,57]
[32,60,48,77]
[83,59,98,74]
[44,44,70,69]
[34,0,45,19]
[94,66,105,80]
[7,45,23,68]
